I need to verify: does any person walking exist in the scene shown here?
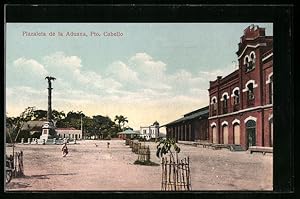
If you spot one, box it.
[62,143,68,157]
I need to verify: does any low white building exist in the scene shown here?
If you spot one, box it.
[56,128,82,140]
[140,121,160,140]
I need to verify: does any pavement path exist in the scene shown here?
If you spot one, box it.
[5,139,272,191]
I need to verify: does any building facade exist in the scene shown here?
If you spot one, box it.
[208,25,273,149]
[165,106,209,142]
[56,128,82,140]
[140,122,160,140]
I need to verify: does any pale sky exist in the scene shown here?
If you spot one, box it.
[5,23,273,130]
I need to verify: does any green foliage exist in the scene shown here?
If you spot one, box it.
[52,110,65,121]
[6,107,35,143]
[56,111,84,129]
[33,109,47,120]
[7,108,132,141]
[156,138,181,158]
[114,115,128,131]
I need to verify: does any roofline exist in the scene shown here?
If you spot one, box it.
[184,105,209,117]
[140,125,158,128]
[163,106,209,127]
[237,43,267,59]
[262,52,273,62]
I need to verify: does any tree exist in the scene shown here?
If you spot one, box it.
[6,107,35,143]
[33,109,47,120]
[52,110,65,120]
[93,115,115,139]
[114,115,128,131]
[81,116,95,139]
[156,138,181,161]
[6,107,35,156]
[56,111,84,129]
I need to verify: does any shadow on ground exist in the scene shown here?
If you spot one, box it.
[6,182,32,189]
[6,173,77,190]
[27,173,77,179]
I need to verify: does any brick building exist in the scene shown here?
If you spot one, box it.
[208,25,273,149]
[165,106,209,142]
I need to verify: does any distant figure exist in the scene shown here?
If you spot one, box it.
[62,143,68,157]
[94,143,98,147]
[107,142,110,148]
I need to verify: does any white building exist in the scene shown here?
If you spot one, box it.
[140,122,160,140]
[56,128,82,140]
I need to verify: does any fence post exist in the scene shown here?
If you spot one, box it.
[146,146,150,162]
[161,155,191,191]
[13,151,24,178]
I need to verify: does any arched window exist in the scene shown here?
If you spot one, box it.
[246,119,256,148]
[211,96,217,116]
[221,93,229,114]
[244,52,256,72]
[231,87,240,111]
[223,95,228,114]
[250,51,256,65]
[269,75,273,104]
[247,83,254,100]
[247,83,255,106]
[233,89,240,104]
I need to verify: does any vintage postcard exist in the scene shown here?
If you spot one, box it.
[5,21,275,191]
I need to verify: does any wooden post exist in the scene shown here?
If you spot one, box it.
[168,157,171,190]
[181,159,185,190]
[187,156,191,190]
[146,146,150,162]
[161,158,164,190]
[173,157,176,191]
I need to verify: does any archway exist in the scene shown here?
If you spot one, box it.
[246,120,256,148]
[233,123,240,145]
[212,126,217,144]
[222,125,228,144]
[270,117,273,147]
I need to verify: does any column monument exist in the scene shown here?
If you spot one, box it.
[40,76,56,142]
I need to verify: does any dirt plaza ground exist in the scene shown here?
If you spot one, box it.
[5,139,272,191]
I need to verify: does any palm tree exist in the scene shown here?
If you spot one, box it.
[114,115,128,131]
